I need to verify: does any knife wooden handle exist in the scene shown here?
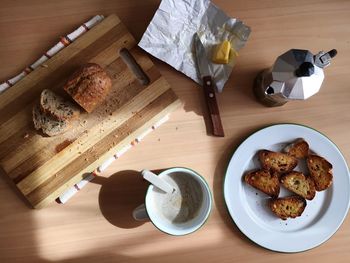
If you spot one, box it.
[202,76,225,137]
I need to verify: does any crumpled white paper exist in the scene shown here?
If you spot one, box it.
[138,0,251,92]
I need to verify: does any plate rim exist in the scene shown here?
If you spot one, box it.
[223,123,350,253]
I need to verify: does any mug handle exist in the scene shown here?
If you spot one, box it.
[132,204,149,221]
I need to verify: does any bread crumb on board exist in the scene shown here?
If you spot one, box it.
[23,133,29,139]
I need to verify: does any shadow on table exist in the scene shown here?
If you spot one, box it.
[0,163,278,263]
[94,169,166,229]
[178,63,264,136]
[0,173,42,263]
[92,170,148,229]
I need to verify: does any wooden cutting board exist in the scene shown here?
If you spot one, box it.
[0,14,181,209]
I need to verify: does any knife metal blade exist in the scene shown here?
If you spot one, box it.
[193,33,225,137]
[193,33,212,78]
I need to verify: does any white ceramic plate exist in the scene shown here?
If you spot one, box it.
[223,124,350,253]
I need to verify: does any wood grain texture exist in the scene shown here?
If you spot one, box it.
[0,14,180,208]
[1,0,350,263]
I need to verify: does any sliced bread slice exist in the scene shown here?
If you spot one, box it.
[307,154,333,191]
[33,104,69,136]
[40,89,80,121]
[269,196,306,220]
[283,138,309,159]
[258,150,298,174]
[244,169,280,198]
[280,171,316,200]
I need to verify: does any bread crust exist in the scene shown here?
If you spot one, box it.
[269,196,307,220]
[258,150,298,174]
[280,171,316,200]
[284,138,309,159]
[307,154,333,191]
[244,169,280,198]
[64,63,112,113]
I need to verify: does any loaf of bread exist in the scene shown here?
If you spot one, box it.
[32,104,69,136]
[307,154,333,191]
[269,196,306,220]
[63,63,112,113]
[245,169,280,198]
[258,150,298,174]
[280,171,316,200]
[40,89,80,121]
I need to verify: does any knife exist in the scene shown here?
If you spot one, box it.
[193,33,225,137]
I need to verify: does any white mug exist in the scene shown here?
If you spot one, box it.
[133,167,212,236]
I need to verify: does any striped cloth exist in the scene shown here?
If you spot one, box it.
[0,15,170,204]
[0,15,104,93]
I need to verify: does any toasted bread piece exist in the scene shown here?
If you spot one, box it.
[40,89,80,121]
[244,169,280,198]
[269,196,306,220]
[258,150,298,174]
[281,171,316,200]
[283,139,309,159]
[307,154,333,191]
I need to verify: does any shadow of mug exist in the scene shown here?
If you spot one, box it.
[93,170,149,229]
[94,169,166,229]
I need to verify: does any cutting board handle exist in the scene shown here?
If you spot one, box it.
[120,48,150,85]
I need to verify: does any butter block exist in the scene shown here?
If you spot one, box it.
[212,40,231,64]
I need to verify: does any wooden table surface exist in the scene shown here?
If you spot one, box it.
[1,0,350,262]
